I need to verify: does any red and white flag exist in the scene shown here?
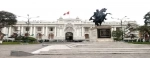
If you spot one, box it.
[63,11,69,15]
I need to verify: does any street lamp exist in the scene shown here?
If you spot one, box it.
[111,16,129,40]
[18,14,39,36]
[18,14,39,42]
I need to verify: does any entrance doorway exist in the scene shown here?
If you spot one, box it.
[65,32,73,42]
[85,34,89,39]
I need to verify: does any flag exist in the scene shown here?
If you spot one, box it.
[63,11,69,15]
[67,11,69,14]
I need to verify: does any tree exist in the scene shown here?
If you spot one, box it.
[144,11,150,26]
[0,11,17,42]
[138,25,150,37]
[112,30,123,41]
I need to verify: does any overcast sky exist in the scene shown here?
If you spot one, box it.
[0,0,150,25]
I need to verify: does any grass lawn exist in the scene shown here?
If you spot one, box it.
[128,42,150,44]
[1,42,39,45]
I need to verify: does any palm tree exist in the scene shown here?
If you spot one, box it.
[0,11,17,43]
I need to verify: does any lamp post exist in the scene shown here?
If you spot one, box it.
[111,16,129,40]
[18,14,39,42]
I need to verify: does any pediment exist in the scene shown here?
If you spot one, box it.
[64,27,74,32]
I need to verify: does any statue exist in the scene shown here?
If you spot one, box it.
[89,8,111,26]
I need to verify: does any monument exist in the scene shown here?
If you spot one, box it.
[89,8,112,42]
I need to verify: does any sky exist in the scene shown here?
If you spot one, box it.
[0,0,150,25]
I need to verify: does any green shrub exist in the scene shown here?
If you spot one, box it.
[124,39,137,42]
[113,38,122,41]
[112,30,123,41]
[27,37,36,42]
[15,36,36,43]
[15,36,23,40]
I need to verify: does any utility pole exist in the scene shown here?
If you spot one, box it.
[18,14,39,42]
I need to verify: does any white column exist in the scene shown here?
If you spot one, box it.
[55,27,57,36]
[45,26,48,36]
[82,27,84,36]
[114,27,116,31]
[60,29,63,37]
[58,29,60,36]
[33,26,36,37]
[76,29,78,37]
[80,28,82,37]
[21,26,24,35]
[8,27,12,36]
[17,26,20,35]
[19,26,21,35]
[30,26,32,35]
[59,29,61,37]
[42,26,45,35]
[111,27,113,31]
[17,26,20,31]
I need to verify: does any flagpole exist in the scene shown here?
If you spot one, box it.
[63,11,70,18]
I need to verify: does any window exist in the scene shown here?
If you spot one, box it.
[26,27,30,31]
[37,27,42,31]
[49,28,53,31]
[85,27,89,32]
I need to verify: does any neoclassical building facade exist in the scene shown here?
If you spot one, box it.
[1,17,138,41]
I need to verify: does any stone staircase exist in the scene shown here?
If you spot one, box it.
[37,48,150,55]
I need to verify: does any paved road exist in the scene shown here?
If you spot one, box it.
[5,54,150,58]
[1,42,150,58]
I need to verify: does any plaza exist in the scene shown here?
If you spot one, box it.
[1,42,150,58]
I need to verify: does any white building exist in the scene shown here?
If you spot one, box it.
[1,17,138,41]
